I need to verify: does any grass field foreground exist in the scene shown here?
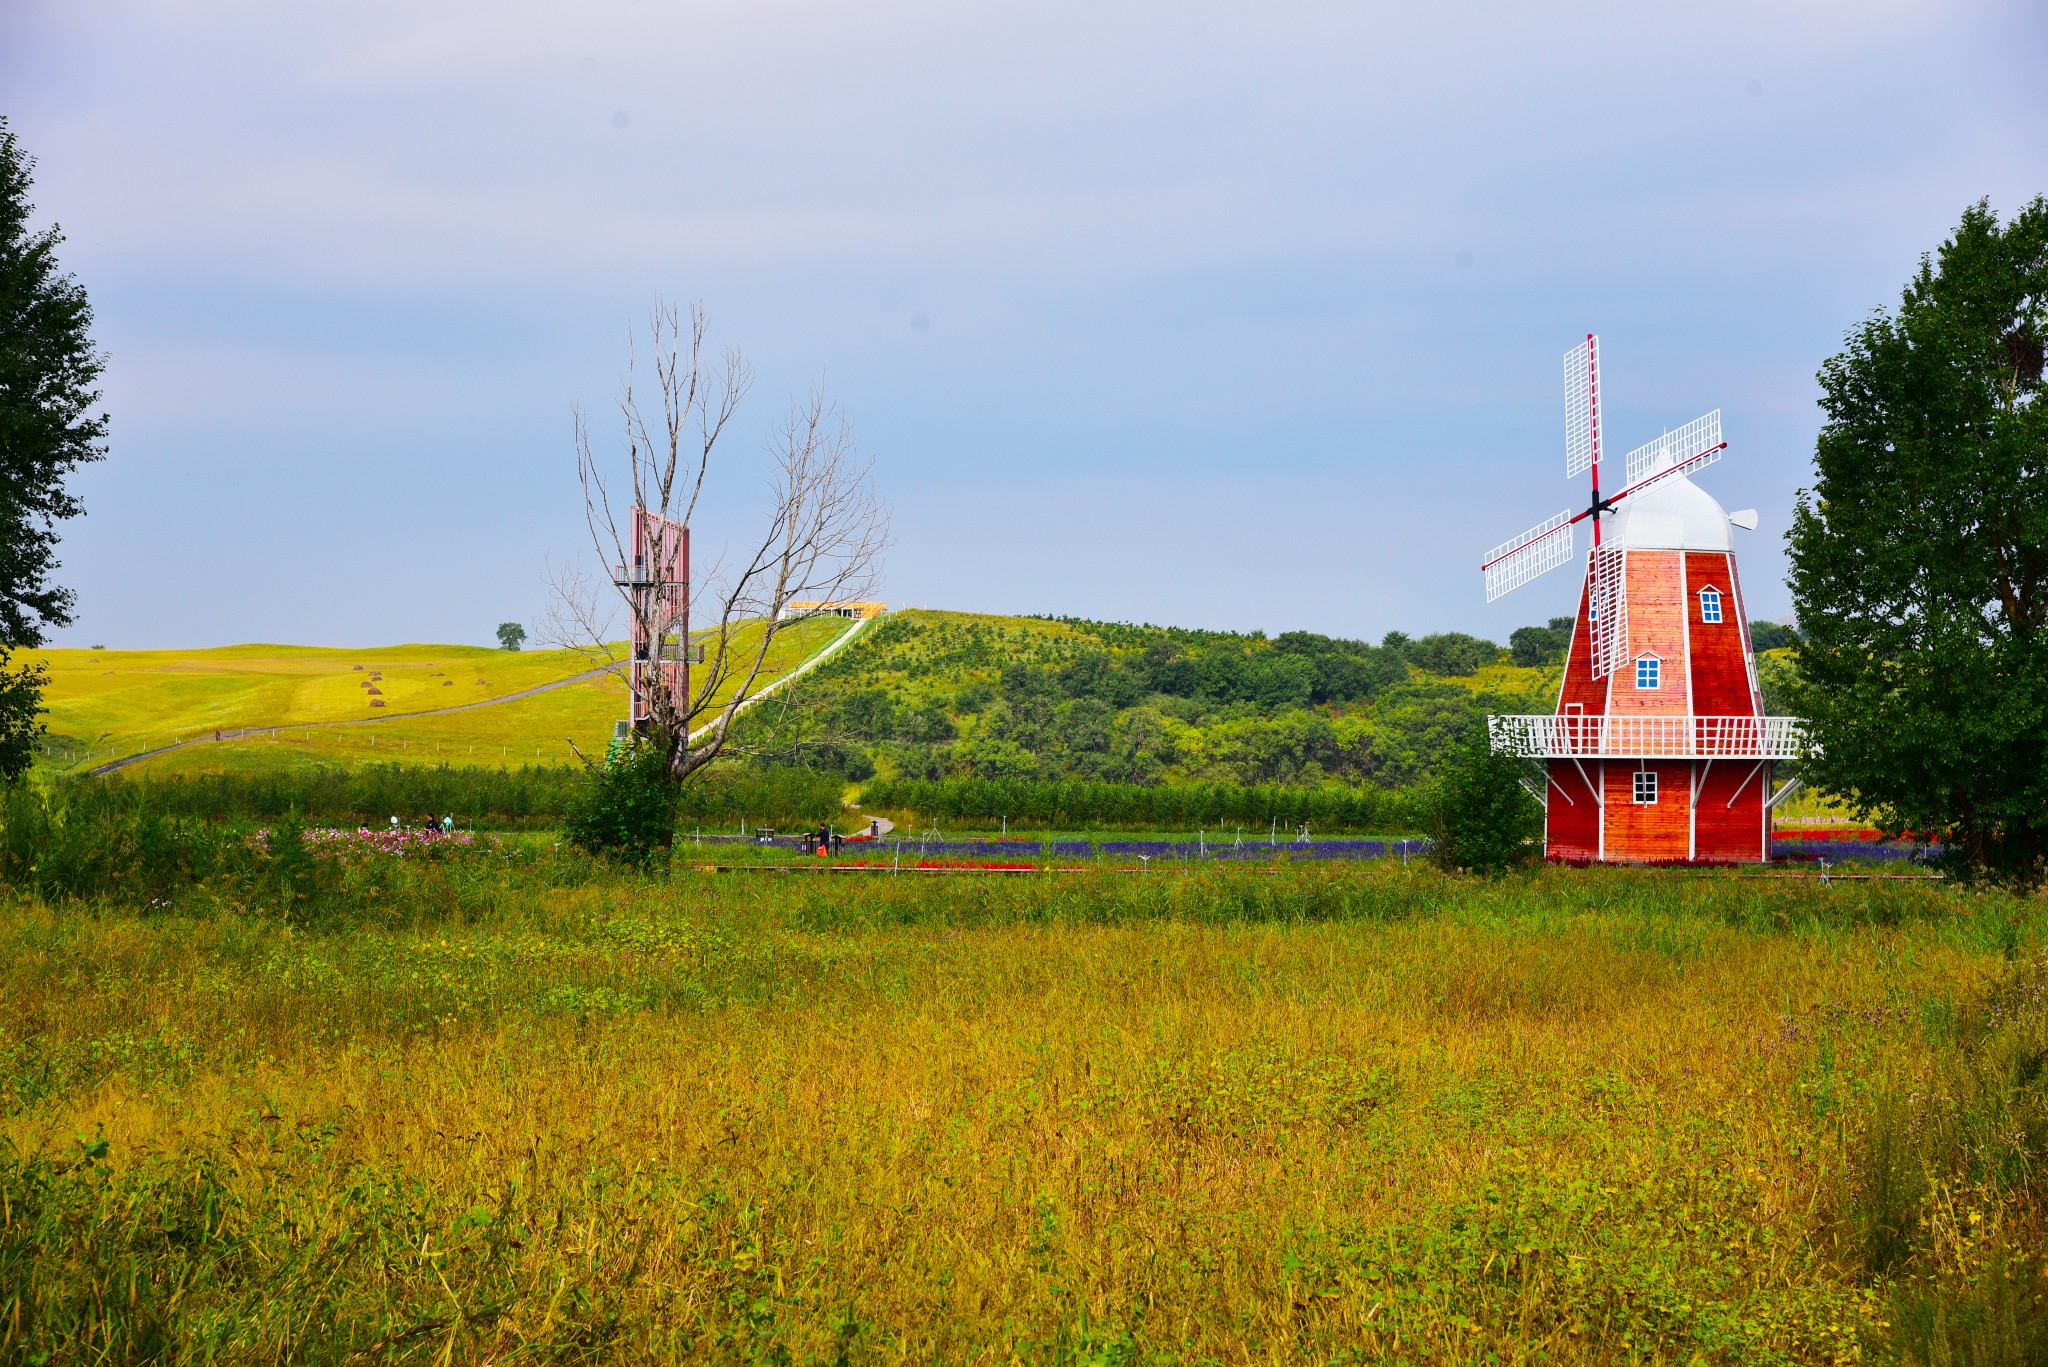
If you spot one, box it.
[4,861,2044,1362]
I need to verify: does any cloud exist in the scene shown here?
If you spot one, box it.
[3,0,2041,646]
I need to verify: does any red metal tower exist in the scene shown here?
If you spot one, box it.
[614,507,689,735]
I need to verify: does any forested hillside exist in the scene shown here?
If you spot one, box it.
[774,610,1559,789]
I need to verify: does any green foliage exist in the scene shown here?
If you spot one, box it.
[61,762,842,832]
[1789,196,2048,886]
[0,652,44,780]
[1398,631,1501,676]
[0,120,107,780]
[859,775,1413,832]
[564,739,682,864]
[495,621,525,651]
[84,763,587,827]
[670,764,846,826]
[1756,649,1801,720]
[1748,619,1797,653]
[0,119,105,649]
[796,611,1549,796]
[1426,721,1542,872]
[265,808,318,918]
[1509,616,1575,667]
[0,778,252,902]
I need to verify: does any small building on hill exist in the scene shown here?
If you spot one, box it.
[780,601,887,621]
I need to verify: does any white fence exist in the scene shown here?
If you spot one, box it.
[1488,713,1808,760]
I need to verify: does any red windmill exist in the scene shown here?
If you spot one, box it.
[1479,335,1805,863]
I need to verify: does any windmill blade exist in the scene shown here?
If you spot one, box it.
[1482,511,1575,602]
[1586,544,1630,680]
[1563,334,1602,478]
[1623,410,1723,486]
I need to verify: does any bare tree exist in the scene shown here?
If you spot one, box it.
[548,301,887,781]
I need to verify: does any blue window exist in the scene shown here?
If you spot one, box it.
[1699,587,1723,623]
[1634,769,1659,804]
[1635,655,1661,690]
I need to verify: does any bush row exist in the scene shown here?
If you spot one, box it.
[857,776,1423,833]
[62,763,847,830]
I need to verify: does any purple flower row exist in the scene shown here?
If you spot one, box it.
[1769,839,1939,864]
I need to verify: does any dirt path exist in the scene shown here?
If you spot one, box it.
[84,667,612,777]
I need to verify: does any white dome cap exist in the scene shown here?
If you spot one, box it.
[1606,473,1732,551]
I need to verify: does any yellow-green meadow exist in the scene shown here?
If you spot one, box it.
[28,615,853,776]
[3,857,2043,1363]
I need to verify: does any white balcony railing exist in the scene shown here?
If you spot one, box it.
[1488,714,1809,760]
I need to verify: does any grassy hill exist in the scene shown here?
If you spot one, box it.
[27,616,854,778]
[790,610,1559,790]
[25,610,1562,794]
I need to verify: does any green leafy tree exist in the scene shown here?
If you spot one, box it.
[1407,632,1500,677]
[564,738,682,865]
[0,119,106,780]
[1427,720,1542,873]
[1509,617,1575,667]
[1788,197,2048,886]
[1747,620,1797,653]
[495,621,526,651]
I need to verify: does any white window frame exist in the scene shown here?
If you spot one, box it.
[1633,769,1659,804]
[1634,654,1662,690]
[1698,586,1723,624]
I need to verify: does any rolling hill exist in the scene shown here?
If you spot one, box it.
[27,615,855,778]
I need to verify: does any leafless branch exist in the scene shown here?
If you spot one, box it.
[556,302,887,782]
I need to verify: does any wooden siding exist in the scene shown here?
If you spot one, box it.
[1601,761,1690,861]
[1556,569,1608,715]
[1685,552,1758,716]
[1546,759,1602,860]
[1610,550,1688,715]
[1727,557,1766,713]
[1694,759,1770,861]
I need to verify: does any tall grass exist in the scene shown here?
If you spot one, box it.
[1833,949,2048,1363]
[2,846,2042,1361]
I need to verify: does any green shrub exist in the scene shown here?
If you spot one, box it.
[564,741,683,864]
[0,779,249,902]
[1426,721,1541,872]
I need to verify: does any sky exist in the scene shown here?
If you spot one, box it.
[4,0,2044,650]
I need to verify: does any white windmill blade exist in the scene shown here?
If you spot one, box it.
[1586,544,1630,680]
[1482,510,1575,602]
[1623,410,1723,487]
[1563,335,1602,478]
